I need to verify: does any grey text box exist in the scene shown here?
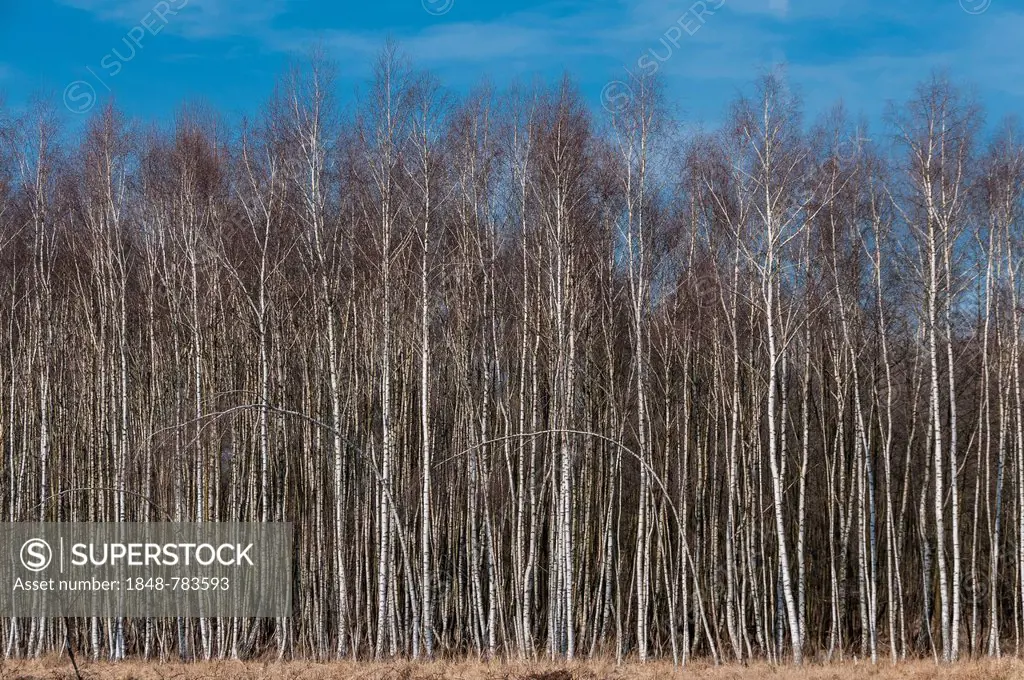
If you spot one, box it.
[0,523,292,617]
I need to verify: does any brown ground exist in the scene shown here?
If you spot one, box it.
[3,658,1024,680]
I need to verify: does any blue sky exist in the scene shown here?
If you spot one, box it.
[1,0,1022,133]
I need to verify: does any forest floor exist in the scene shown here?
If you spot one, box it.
[4,658,1024,680]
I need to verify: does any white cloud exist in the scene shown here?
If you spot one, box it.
[56,0,288,40]
[53,0,1024,128]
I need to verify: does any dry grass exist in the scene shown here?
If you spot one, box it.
[2,657,1024,680]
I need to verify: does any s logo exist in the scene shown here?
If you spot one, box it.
[20,539,52,572]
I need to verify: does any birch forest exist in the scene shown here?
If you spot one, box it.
[2,49,1024,666]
